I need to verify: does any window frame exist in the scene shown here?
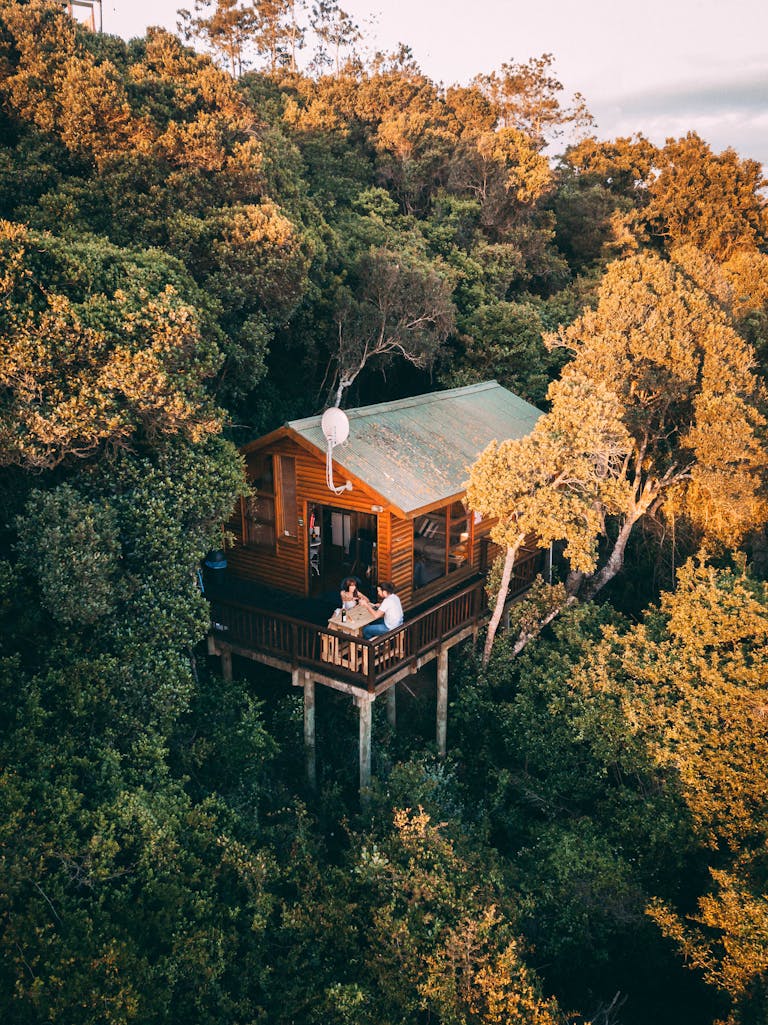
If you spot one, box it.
[243,453,276,552]
[276,454,299,542]
[413,501,472,589]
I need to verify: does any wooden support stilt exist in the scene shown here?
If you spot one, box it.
[358,694,373,796]
[303,672,316,790]
[436,647,448,758]
[221,647,232,683]
[386,685,396,728]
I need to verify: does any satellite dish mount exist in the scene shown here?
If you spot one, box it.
[321,407,353,496]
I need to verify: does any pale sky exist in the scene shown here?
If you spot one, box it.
[90,0,768,165]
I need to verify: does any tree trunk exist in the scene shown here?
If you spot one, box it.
[507,511,645,660]
[482,542,520,666]
[333,372,354,408]
[580,512,642,601]
[333,366,361,408]
[511,593,578,656]
[565,568,584,596]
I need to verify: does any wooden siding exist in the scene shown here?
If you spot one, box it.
[390,516,414,606]
[226,437,389,597]
[376,512,392,583]
[226,437,537,606]
[374,513,413,607]
[224,499,305,596]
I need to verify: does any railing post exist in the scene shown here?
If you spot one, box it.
[291,621,298,668]
[367,640,376,692]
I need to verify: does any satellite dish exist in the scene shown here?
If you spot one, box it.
[321,407,353,495]
[321,407,349,447]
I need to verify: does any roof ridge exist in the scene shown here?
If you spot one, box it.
[287,380,499,429]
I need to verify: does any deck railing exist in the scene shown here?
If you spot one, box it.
[209,549,542,690]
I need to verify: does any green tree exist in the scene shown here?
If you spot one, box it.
[329,247,455,406]
[563,132,767,266]
[467,251,768,661]
[178,0,257,77]
[0,222,223,469]
[450,601,711,1022]
[448,300,556,404]
[268,801,563,1024]
[639,133,768,262]
[473,54,593,150]
[571,559,768,1024]
[252,0,294,72]
[0,218,278,1021]
[309,0,360,76]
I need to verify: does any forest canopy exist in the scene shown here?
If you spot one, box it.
[1,2,767,1024]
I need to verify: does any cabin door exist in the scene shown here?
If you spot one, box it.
[307,503,378,598]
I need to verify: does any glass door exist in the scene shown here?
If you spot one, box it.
[414,502,470,590]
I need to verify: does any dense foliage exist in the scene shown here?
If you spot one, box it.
[1,2,767,1023]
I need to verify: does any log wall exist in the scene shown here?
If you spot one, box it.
[226,437,389,598]
[389,515,414,605]
[225,435,510,608]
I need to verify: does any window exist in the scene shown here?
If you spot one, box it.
[447,501,470,571]
[414,501,470,588]
[244,455,275,550]
[277,455,298,539]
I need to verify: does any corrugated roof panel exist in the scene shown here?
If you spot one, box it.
[287,381,541,514]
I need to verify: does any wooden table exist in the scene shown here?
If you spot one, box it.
[322,604,376,673]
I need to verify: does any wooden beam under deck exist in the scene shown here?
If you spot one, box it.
[207,623,475,700]
[206,559,543,794]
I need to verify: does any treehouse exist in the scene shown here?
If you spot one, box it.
[207,381,544,792]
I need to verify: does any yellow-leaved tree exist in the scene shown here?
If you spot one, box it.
[467,250,768,663]
[573,560,768,1022]
[0,221,223,469]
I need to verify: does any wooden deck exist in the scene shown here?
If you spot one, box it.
[207,548,542,695]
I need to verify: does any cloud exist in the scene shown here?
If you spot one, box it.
[591,70,768,167]
[620,73,768,118]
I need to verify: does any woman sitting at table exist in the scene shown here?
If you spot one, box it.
[360,582,403,638]
[340,576,361,610]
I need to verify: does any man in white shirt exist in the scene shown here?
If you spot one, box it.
[361,582,404,639]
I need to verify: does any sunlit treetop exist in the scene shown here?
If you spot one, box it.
[564,131,768,264]
[0,221,223,469]
[467,250,768,661]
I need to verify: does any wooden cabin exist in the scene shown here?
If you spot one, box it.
[224,381,542,607]
[210,381,544,794]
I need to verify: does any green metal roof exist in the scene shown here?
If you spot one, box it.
[287,381,542,516]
